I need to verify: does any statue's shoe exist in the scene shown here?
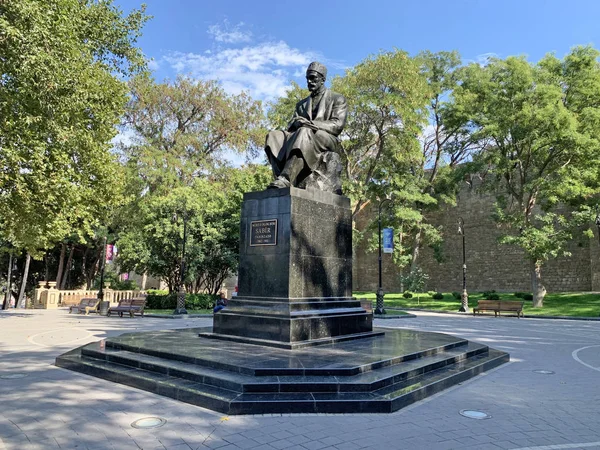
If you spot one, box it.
[267,177,291,189]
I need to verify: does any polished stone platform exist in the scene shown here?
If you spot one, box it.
[56,327,509,414]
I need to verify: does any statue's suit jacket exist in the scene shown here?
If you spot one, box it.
[265,88,347,171]
[288,89,348,137]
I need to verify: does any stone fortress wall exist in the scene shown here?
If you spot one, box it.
[353,176,600,293]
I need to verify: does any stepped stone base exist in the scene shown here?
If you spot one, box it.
[210,296,380,349]
[56,327,509,415]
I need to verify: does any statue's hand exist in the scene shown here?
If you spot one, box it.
[295,117,318,130]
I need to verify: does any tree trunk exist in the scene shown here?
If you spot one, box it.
[44,252,49,282]
[530,261,546,308]
[17,253,31,308]
[82,247,89,288]
[55,243,66,288]
[60,245,75,290]
[141,272,147,290]
[410,226,422,274]
[3,252,13,309]
[86,247,101,289]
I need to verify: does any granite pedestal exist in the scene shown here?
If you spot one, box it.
[210,188,379,348]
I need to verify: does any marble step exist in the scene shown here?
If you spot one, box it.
[79,341,489,394]
[55,327,510,414]
[55,349,238,414]
[56,346,507,415]
[228,349,509,414]
[104,329,469,376]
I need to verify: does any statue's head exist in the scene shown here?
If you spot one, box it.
[306,61,327,93]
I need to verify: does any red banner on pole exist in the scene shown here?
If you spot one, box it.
[105,244,114,262]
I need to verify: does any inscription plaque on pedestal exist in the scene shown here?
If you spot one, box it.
[250,219,277,246]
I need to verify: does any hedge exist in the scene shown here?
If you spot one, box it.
[145,293,218,310]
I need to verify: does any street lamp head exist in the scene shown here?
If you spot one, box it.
[457,217,464,235]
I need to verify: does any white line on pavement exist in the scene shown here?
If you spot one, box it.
[513,441,600,449]
[27,327,93,348]
[572,345,600,372]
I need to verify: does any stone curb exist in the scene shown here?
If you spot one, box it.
[144,313,212,319]
[399,307,600,321]
[145,312,419,320]
[374,312,417,319]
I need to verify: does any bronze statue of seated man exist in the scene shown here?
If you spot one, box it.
[265,62,347,193]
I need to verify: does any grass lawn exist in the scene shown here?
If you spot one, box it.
[354,291,600,317]
[145,309,212,315]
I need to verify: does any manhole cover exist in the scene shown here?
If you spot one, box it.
[0,373,27,379]
[131,417,167,429]
[533,370,555,375]
[460,410,491,419]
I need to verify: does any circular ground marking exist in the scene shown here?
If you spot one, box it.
[459,410,491,419]
[0,373,28,379]
[131,417,167,429]
[533,370,555,375]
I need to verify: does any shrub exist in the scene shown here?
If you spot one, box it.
[452,291,461,300]
[147,289,168,295]
[487,293,500,300]
[514,292,526,298]
[523,293,533,301]
[400,268,429,294]
[482,290,496,298]
[432,292,444,300]
[403,291,413,299]
[427,291,437,296]
[187,294,218,310]
[145,293,218,310]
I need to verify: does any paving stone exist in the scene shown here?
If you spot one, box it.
[2,310,600,450]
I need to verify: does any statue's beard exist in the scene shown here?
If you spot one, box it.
[308,83,323,94]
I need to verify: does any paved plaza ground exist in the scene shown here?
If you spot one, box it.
[1,309,599,450]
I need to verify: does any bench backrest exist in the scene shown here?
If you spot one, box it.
[498,300,524,309]
[117,299,133,307]
[88,298,100,308]
[476,300,500,308]
[82,298,98,307]
[130,298,147,309]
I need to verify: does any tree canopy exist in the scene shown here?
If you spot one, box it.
[0,0,149,255]
[454,47,600,305]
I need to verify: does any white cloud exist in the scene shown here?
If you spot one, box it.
[465,52,501,66]
[147,59,160,71]
[165,41,321,101]
[207,20,252,44]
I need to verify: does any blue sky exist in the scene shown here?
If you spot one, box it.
[113,0,600,103]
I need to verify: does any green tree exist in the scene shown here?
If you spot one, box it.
[116,75,267,293]
[0,0,148,255]
[332,50,429,220]
[397,51,479,273]
[116,165,270,293]
[121,74,266,193]
[456,47,600,306]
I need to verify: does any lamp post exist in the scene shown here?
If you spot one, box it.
[457,217,469,312]
[97,236,107,301]
[173,210,188,315]
[376,198,392,315]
